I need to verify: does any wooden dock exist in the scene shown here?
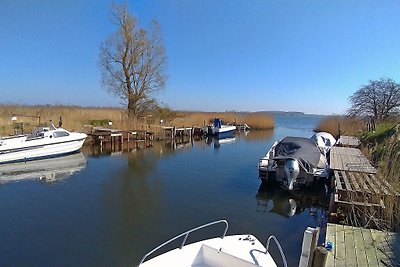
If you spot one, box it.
[330,146,376,174]
[329,136,400,227]
[87,127,153,149]
[336,135,361,148]
[326,223,400,266]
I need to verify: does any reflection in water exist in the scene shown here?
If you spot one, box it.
[244,130,274,141]
[0,152,87,183]
[205,136,236,149]
[100,142,170,264]
[256,183,329,224]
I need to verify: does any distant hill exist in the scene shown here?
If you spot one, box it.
[254,111,324,116]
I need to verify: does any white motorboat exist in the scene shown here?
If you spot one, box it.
[138,220,287,267]
[310,132,336,156]
[0,152,86,183]
[205,119,236,138]
[0,124,87,164]
[258,136,329,190]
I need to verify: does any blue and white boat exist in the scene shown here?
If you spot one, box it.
[0,124,87,164]
[205,118,236,138]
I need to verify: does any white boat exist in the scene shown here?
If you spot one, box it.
[138,220,287,267]
[205,119,236,138]
[310,132,336,156]
[0,124,87,164]
[258,136,329,190]
[0,152,86,183]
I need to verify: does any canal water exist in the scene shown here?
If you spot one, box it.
[0,114,328,267]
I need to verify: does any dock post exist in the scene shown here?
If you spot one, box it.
[299,227,320,267]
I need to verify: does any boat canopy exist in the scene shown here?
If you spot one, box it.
[213,118,222,128]
[273,136,325,171]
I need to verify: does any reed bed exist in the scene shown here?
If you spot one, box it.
[0,105,126,135]
[314,115,365,137]
[0,105,275,136]
[170,112,274,130]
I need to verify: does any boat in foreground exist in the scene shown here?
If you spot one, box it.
[258,135,331,190]
[205,118,236,138]
[0,124,87,164]
[138,220,287,267]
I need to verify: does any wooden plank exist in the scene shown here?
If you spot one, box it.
[353,172,369,193]
[371,229,394,267]
[347,171,361,192]
[364,173,381,195]
[335,199,382,208]
[362,228,379,266]
[344,226,358,266]
[335,224,346,266]
[325,224,335,267]
[341,171,353,191]
[353,227,368,266]
[334,171,343,191]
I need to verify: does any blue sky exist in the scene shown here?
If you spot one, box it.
[1,1,399,115]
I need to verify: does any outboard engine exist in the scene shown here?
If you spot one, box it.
[283,159,300,190]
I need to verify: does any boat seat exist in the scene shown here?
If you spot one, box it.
[192,245,258,267]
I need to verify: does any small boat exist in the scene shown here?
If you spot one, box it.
[258,136,329,190]
[138,220,287,267]
[0,124,87,164]
[205,118,236,138]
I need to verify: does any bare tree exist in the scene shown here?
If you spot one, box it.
[348,78,400,121]
[99,3,166,118]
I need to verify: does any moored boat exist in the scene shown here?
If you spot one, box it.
[205,118,236,138]
[258,135,330,190]
[0,124,87,164]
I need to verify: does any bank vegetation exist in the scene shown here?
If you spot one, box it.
[0,105,274,136]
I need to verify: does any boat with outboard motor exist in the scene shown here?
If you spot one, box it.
[204,118,236,138]
[258,133,334,190]
[138,220,287,267]
[0,124,87,164]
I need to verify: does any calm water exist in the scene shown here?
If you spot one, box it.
[0,114,328,267]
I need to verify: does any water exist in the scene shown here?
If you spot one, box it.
[0,114,328,266]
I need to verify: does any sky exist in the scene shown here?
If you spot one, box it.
[1,1,399,115]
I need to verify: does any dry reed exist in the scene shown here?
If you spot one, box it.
[314,115,365,137]
[0,105,275,136]
[170,112,274,130]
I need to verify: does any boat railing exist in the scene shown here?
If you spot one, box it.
[138,219,229,266]
[265,235,288,267]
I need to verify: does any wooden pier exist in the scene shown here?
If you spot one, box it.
[87,127,153,149]
[329,136,399,225]
[336,135,361,148]
[162,126,204,139]
[330,146,376,174]
[326,223,400,266]
[326,135,400,266]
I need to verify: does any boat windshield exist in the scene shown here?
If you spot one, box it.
[53,131,70,138]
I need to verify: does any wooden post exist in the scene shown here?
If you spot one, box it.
[312,246,328,267]
[299,227,320,267]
